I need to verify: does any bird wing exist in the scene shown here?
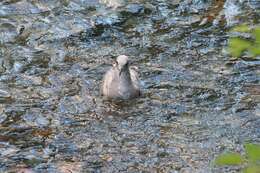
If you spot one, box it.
[129,66,140,91]
[101,68,116,96]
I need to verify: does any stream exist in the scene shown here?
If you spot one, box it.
[0,0,260,172]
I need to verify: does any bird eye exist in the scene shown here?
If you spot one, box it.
[112,60,118,67]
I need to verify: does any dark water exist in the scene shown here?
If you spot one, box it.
[0,0,259,172]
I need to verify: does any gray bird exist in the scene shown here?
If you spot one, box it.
[101,55,140,100]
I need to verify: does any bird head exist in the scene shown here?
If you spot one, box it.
[115,55,130,76]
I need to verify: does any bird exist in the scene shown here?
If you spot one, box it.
[101,55,140,100]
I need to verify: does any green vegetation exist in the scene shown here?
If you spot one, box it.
[214,143,260,173]
[215,152,244,165]
[229,25,260,58]
[214,24,260,172]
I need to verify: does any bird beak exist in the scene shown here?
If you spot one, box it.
[119,67,123,76]
[118,63,129,76]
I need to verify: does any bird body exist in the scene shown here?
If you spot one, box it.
[101,55,140,100]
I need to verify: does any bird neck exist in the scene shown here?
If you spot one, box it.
[119,68,132,84]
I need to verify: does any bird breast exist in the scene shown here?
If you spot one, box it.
[102,66,140,99]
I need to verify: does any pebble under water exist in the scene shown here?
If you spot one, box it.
[0,0,260,172]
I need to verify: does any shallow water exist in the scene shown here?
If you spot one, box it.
[0,0,259,172]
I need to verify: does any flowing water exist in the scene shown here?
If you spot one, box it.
[0,0,260,172]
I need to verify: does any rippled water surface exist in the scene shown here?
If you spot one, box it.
[0,0,260,172]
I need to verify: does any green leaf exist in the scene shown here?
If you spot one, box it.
[243,165,260,173]
[249,45,260,57]
[214,152,244,166]
[232,24,251,32]
[229,38,251,57]
[253,27,260,44]
[245,143,260,163]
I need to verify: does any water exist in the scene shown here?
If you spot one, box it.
[0,0,259,172]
